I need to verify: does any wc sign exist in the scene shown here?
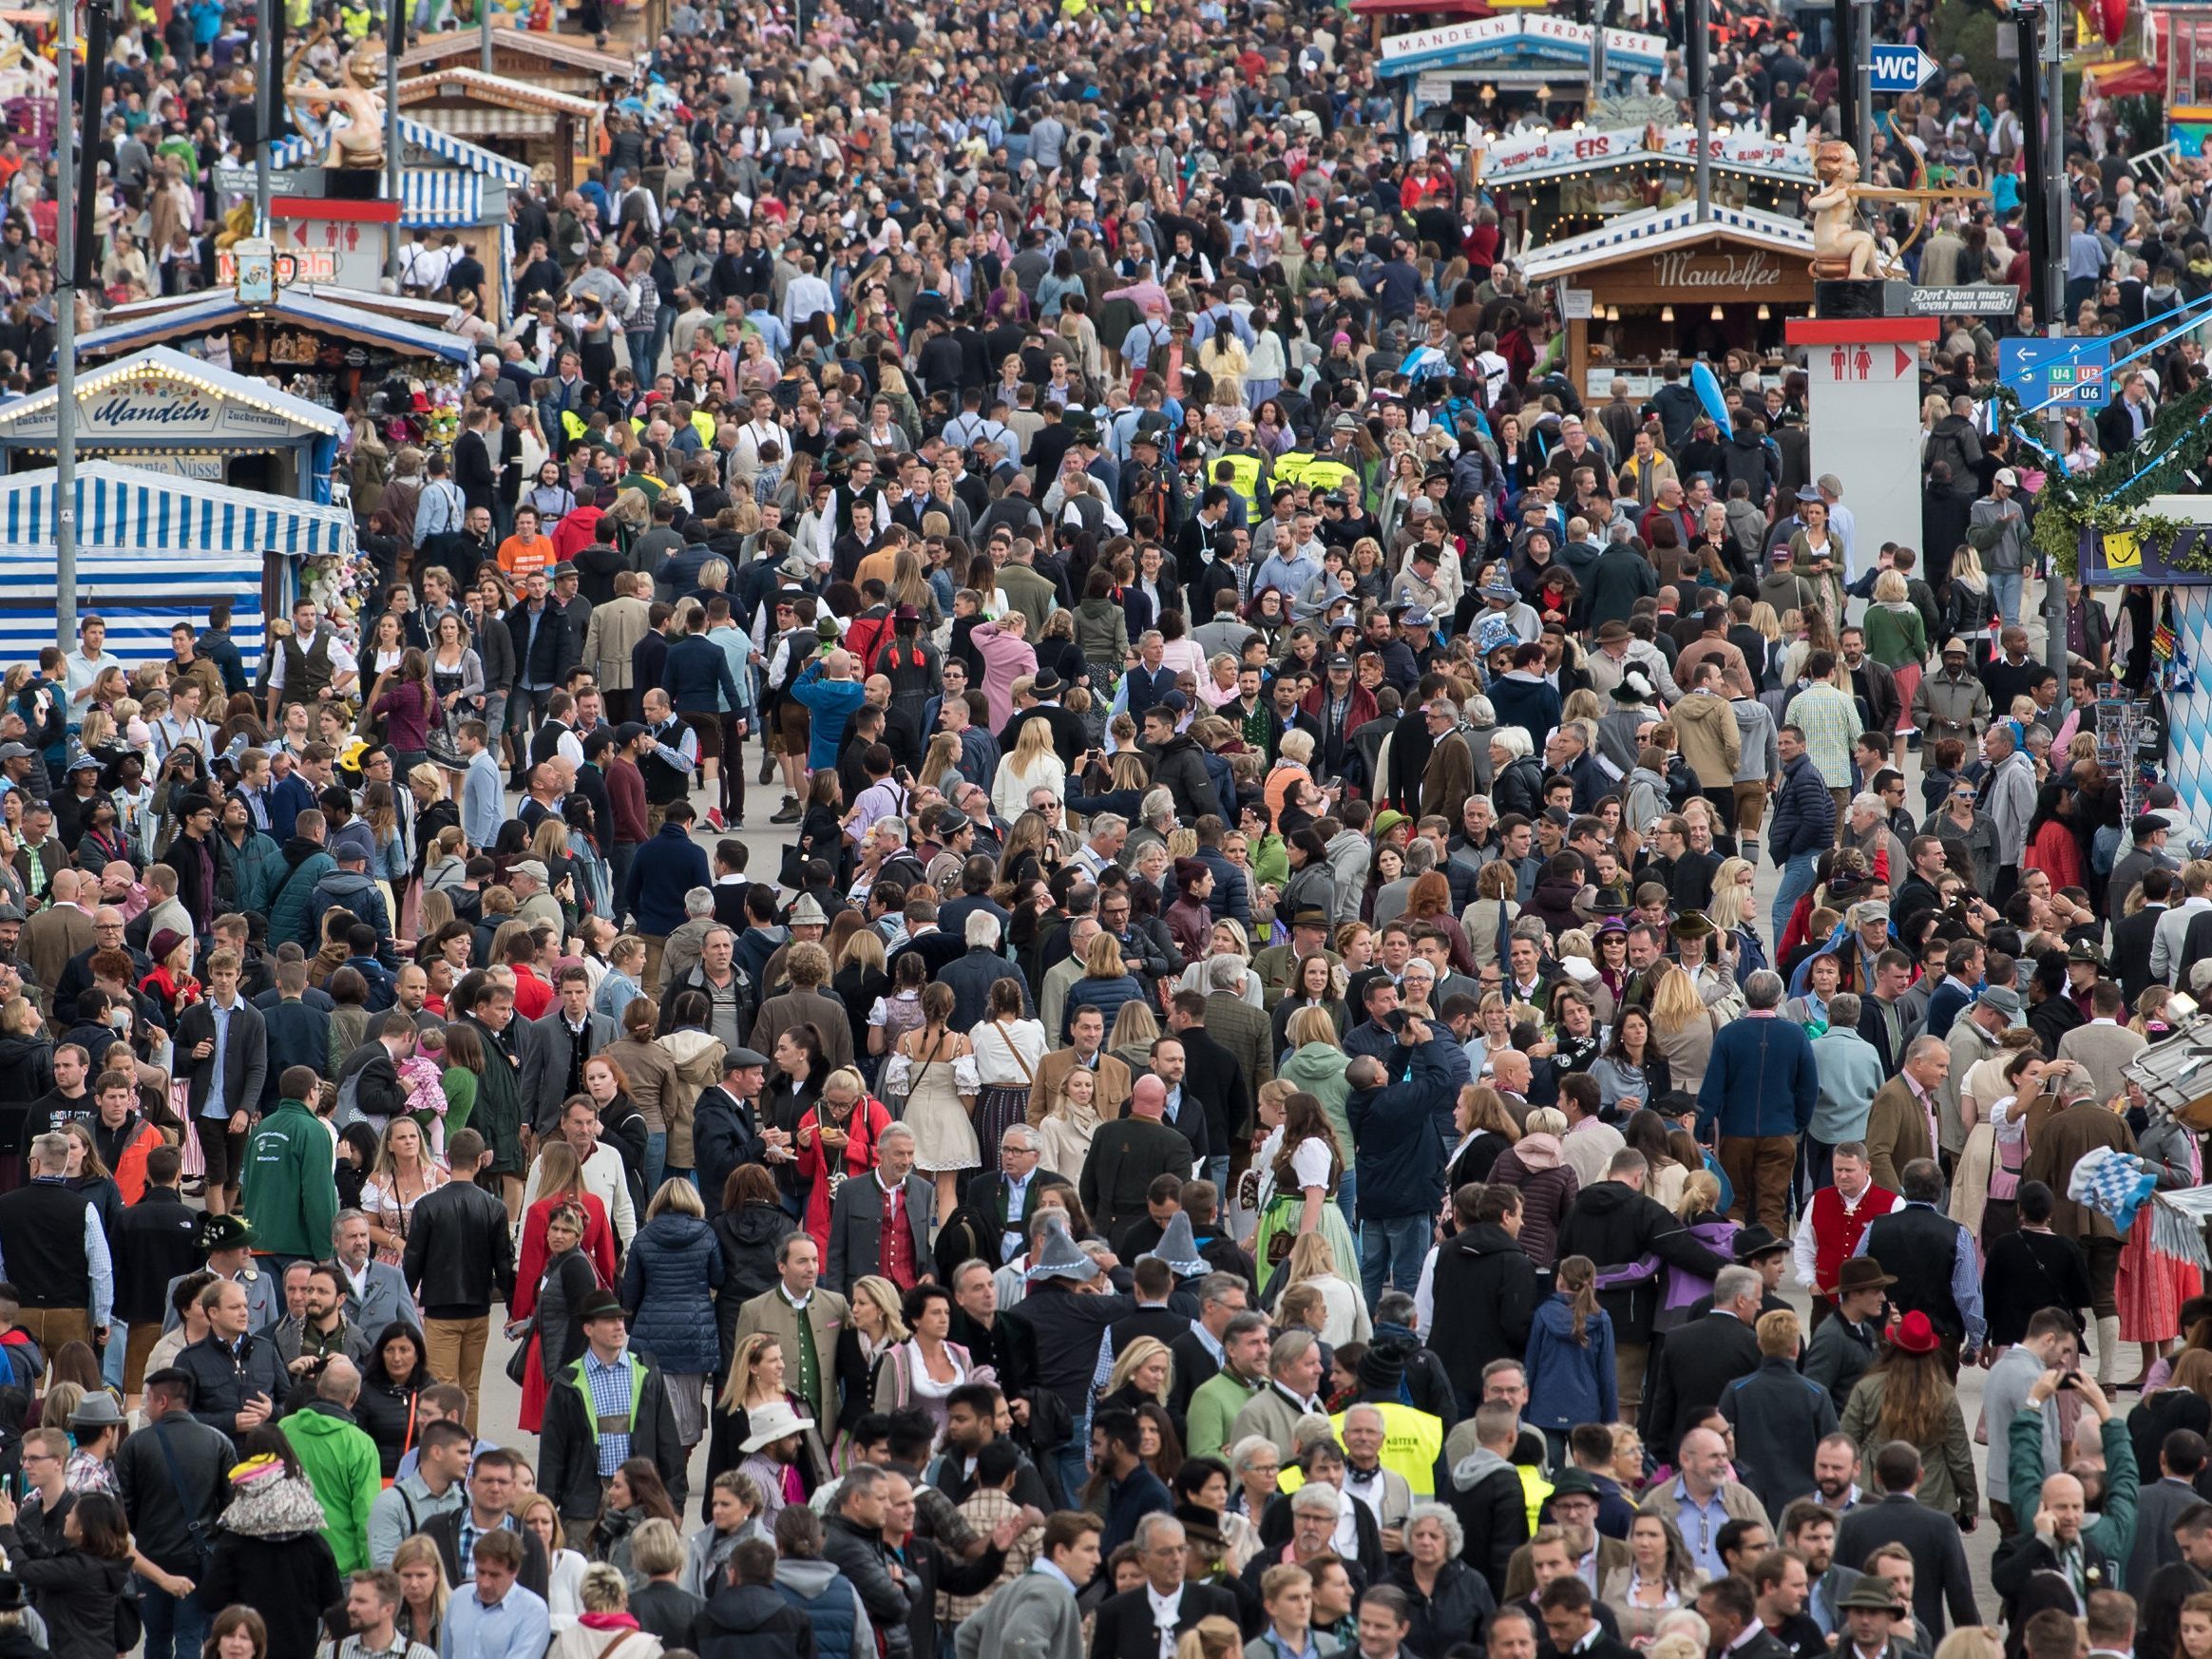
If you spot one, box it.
[1867,44,1940,93]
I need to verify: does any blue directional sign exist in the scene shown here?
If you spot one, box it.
[1999,336,2112,410]
[1868,43,1939,93]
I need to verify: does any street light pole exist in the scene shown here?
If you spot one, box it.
[384,0,401,278]
[2042,0,2069,687]
[254,0,272,230]
[1854,0,1873,170]
[2044,3,2068,332]
[1690,0,1709,221]
[53,0,75,647]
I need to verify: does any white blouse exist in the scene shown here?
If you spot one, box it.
[969,1017,1047,1089]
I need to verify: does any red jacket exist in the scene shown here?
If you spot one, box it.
[552,505,605,563]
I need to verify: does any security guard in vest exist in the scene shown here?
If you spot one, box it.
[337,0,373,40]
[1274,413,1363,495]
[1211,447,1263,513]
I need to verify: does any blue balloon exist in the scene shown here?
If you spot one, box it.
[1690,361,1734,440]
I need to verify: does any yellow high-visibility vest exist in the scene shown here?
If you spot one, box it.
[1274,1402,1444,1500]
[1274,451,1359,494]
[1214,450,1262,502]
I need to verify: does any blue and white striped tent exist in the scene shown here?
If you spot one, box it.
[75,289,478,367]
[0,463,355,669]
[266,116,531,227]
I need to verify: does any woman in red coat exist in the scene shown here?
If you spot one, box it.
[2022,782,2088,894]
[796,1066,892,1250]
[508,1141,615,1430]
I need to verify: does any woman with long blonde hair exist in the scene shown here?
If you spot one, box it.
[1100,1335,1174,1413]
[848,1274,910,1358]
[703,1327,816,1516]
[888,549,937,624]
[1283,1232,1369,1345]
[992,706,1067,821]
[361,1114,447,1267]
[1648,963,1719,1093]
[1035,1064,1104,1179]
[391,1534,450,1651]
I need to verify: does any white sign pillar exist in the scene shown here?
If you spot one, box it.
[1783,317,1939,587]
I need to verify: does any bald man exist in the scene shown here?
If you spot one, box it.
[792,644,868,774]
[1078,1073,1202,1243]
[1992,1366,2128,1623]
[22,868,95,1001]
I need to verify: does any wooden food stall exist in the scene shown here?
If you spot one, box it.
[398,68,601,191]
[1517,202,1817,399]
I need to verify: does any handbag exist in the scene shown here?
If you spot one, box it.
[505,1248,605,1385]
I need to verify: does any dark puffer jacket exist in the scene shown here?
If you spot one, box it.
[715,1200,795,1367]
[1483,1135,1580,1268]
[694,1579,818,1659]
[1427,1222,1538,1391]
[621,1211,726,1376]
[821,1512,917,1659]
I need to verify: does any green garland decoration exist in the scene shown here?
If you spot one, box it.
[1993,378,2212,576]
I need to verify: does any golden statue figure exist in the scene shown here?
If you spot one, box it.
[1808,140,1886,279]
[286,42,388,173]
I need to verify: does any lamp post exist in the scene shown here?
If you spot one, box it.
[2043,0,2070,688]
[53,0,75,646]
[255,0,273,229]
[1689,0,1709,221]
[385,0,401,278]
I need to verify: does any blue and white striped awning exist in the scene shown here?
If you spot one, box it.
[402,169,484,228]
[0,558,270,670]
[76,290,478,366]
[0,462,355,559]
[266,114,532,182]
[0,463,346,669]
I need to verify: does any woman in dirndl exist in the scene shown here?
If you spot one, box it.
[2118,1079,2205,1385]
[1251,1088,1362,1306]
[967,977,1046,1176]
[886,982,981,1224]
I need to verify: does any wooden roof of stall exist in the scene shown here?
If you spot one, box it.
[398,29,634,81]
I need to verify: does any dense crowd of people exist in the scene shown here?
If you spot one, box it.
[0,0,2207,1652]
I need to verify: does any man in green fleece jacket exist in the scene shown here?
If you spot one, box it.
[1994,1364,2138,1610]
[238,1064,338,1266]
[1186,1310,1270,1461]
[277,1355,382,1573]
